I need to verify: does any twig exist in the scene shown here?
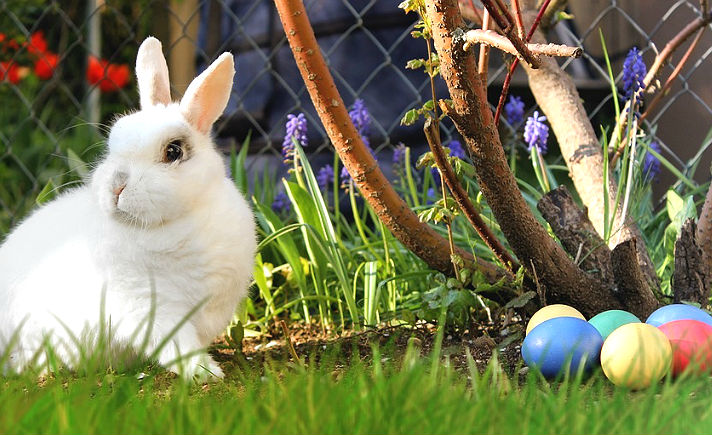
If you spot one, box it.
[279,320,303,366]
[539,0,568,31]
[610,27,705,167]
[465,0,484,25]
[493,0,553,125]
[426,0,621,317]
[644,28,704,120]
[609,11,712,165]
[272,0,513,286]
[481,0,541,68]
[511,0,526,39]
[424,118,520,272]
[463,29,582,58]
[478,7,491,77]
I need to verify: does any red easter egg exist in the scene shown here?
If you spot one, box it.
[658,319,712,376]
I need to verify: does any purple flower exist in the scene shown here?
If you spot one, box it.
[504,95,525,127]
[283,113,308,163]
[316,164,334,191]
[431,167,441,188]
[622,47,646,102]
[523,111,549,154]
[272,191,290,214]
[340,166,352,189]
[447,140,465,159]
[643,141,661,181]
[349,99,371,141]
[426,187,437,205]
[392,143,408,175]
[393,143,406,166]
[348,99,378,161]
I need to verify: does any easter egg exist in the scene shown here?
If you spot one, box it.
[601,323,672,389]
[588,310,641,340]
[658,319,712,376]
[522,317,603,378]
[646,304,712,328]
[526,304,585,335]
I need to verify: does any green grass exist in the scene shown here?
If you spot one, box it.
[3,345,712,435]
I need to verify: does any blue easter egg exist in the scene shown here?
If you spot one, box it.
[522,317,604,378]
[646,304,712,328]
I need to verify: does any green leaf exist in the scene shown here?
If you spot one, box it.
[406,59,424,70]
[35,179,56,206]
[67,148,89,178]
[666,189,684,222]
[401,109,420,126]
[504,291,537,309]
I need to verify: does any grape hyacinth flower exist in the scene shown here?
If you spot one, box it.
[272,191,290,214]
[349,99,371,147]
[447,140,465,159]
[523,111,549,154]
[643,141,662,181]
[426,187,437,205]
[282,113,308,163]
[504,95,525,127]
[392,143,407,175]
[316,164,334,191]
[340,166,352,189]
[622,47,646,102]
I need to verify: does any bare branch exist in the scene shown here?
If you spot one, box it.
[481,0,542,68]
[272,0,512,286]
[463,29,582,58]
[478,7,492,77]
[511,0,526,39]
[425,0,622,317]
[493,0,553,125]
[423,118,520,272]
[610,10,712,164]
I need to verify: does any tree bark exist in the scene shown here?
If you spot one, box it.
[611,240,661,319]
[675,219,709,305]
[424,0,622,317]
[519,1,658,293]
[537,186,613,287]
[272,0,512,290]
[697,184,712,290]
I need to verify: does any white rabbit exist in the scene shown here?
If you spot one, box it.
[0,37,256,381]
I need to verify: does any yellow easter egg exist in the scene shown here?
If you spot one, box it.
[601,323,672,389]
[526,304,585,335]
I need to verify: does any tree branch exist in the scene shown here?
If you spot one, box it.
[272,0,512,288]
[519,1,659,292]
[425,0,622,317]
[423,118,520,272]
[463,29,582,58]
[674,219,709,305]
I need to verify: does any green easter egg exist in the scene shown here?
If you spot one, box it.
[589,309,641,340]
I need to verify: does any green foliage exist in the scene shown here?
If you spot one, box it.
[4,340,712,435]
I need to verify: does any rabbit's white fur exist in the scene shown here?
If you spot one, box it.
[0,37,256,380]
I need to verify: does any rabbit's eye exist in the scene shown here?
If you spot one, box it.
[163,140,184,163]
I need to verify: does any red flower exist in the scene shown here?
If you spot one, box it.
[86,55,130,93]
[27,31,47,56]
[34,51,59,80]
[1,61,23,84]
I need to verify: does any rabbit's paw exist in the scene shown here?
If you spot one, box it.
[169,353,224,382]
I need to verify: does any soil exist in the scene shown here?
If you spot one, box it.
[212,319,526,377]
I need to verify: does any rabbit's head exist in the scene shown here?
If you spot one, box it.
[92,37,235,227]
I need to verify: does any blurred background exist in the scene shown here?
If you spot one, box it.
[1,0,711,230]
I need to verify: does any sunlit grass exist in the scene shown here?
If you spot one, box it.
[2,343,712,435]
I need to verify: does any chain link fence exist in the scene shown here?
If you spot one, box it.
[1,0,711,231]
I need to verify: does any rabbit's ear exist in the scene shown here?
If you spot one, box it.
[179,53,234,134]
[136,37,171,108]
